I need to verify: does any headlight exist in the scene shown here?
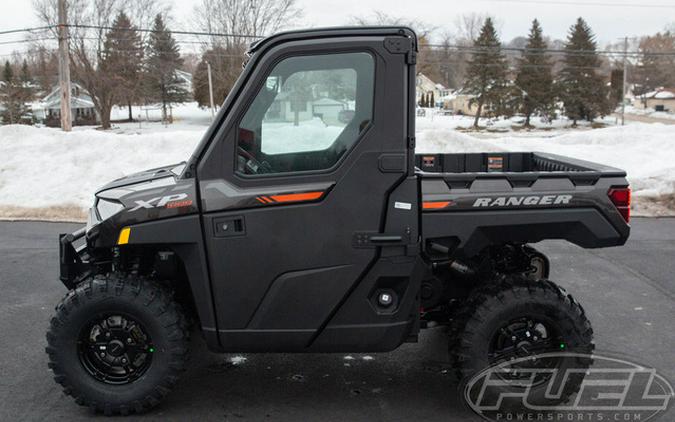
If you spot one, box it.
[96,198,125,220]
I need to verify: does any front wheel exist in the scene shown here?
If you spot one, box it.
[449,275,594,407]
[46,274,189,415]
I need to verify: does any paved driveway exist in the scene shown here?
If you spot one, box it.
[0,219,673,421]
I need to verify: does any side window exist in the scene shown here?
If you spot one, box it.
[237,52,375,176]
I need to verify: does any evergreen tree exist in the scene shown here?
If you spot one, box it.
[193,45,245,109]
[558,18,611,125]
[20,60,35,103]
[515,19,555,127]
[429,91,435,108]
[610,68,624,106]
[464,18,509,128]
[1,61,31,124]
[193,58,211,108]
[20,60,31,85]
[103,12,143,121]
[145,15,188,122]
[1,61,15,124]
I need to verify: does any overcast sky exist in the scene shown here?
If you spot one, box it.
[1,0,674,56]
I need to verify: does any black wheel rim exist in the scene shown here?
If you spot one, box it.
[487,316,564,386]
[77,314,154,385]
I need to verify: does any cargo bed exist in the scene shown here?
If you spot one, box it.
[415,152,631,256]
[415,151,626,180]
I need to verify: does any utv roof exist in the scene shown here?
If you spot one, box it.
[247,26,418,55]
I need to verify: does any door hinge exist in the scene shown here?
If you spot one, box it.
[384,37,416,65]
[407,136,416,149]
[406,49,417,65]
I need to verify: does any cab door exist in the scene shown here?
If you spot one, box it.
[197,33,420,351]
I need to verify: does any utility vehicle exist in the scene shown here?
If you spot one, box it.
[48,27,631,415]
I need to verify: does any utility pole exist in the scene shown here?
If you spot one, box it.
[57,0,72,132]
[206,61,215,119]
[621,36,628,126]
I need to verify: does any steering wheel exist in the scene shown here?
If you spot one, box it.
[237,146,272,174]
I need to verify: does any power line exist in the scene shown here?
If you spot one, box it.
[64,24,262,39]
[0,38,56,46]
[420,59,608,70]
[3,24,675,59]
[0,25,54,36]
[425,44,675,57]
[472,0,675,8]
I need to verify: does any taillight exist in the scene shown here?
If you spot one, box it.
[608,187,630,223]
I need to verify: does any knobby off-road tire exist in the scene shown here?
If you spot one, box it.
[448,274,594,406]
[46,274,190,415]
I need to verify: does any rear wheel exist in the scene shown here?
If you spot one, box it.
[46,274,189,415]
[449,274,594,406]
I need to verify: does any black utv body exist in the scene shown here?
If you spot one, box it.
[49,27,630,415]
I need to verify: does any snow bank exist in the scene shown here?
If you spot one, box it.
[418,122,675,198]
[0,117,673,220]
[0,125,201,212]
[261,118,344,154]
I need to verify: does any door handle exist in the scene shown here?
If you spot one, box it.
[369,235,403,243]
[353,232,408,248]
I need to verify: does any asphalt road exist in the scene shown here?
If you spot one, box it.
[0,219,673,421]
[615,112,675,125]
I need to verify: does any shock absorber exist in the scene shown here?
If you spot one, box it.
[428,242,476,279]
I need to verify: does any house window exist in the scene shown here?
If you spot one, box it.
[236,52,374,176]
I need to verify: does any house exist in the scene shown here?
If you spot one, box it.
[442,88,486,115]
[266,92,349,126]
[444,82,527,116]
[636,88,675,112]
[449,93,479,115]
[416,73,448,107]
[175,70,193,99]
[34,83,99,126]
[310,97,347,125]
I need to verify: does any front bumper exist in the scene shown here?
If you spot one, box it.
[59,227,89,289]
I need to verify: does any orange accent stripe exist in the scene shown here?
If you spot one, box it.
[270,191,324,203]
[256,197,266,204]
[262,196,274,203]
[422,201,450,210]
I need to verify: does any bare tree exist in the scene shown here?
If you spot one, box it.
[191,0,301,104]
[350,10,433,38]
[193,0,301,47]
[453,13,493,45]
[434,31,465,89]
[349,11,447,92]
[633,31,675,104]
[126,0,171,41]
[32,0,168,128]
